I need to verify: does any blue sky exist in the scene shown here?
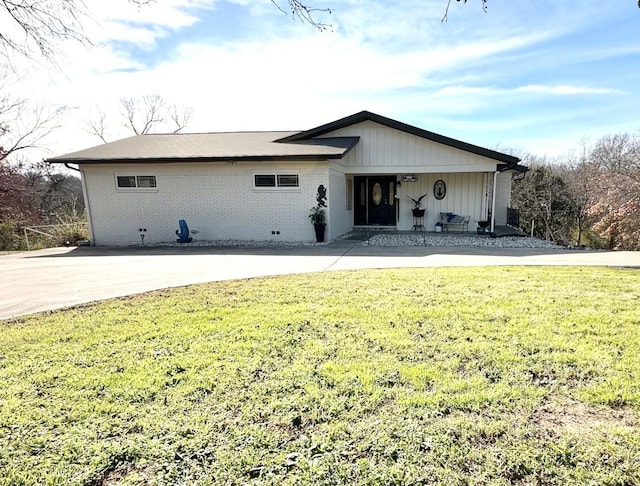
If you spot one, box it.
[14,0,640,158]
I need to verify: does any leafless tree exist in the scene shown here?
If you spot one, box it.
[0,0,165,66]
[167,103,193,134]
[555,147,599,246]
[586,133,640,249]
[85,94,193,142]
[121,94,192,135]
[0,0,88,64]
[121,94,165,135]
[0,79,66,163]
[511,155,575,243]
[21,160,84,217]
[84,108,109,144]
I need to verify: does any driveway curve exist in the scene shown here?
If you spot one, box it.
[2,241,639,320]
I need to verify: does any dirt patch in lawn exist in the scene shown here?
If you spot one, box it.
[532,396,637,433]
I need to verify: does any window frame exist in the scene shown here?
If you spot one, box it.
[252,172,300,191]
[115,174,158,191]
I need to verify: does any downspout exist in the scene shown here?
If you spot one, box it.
[79,166,96,245]
[482,172,489,222]
[64,162,95,243]
[64,163,80,173]
[491,170,498,233]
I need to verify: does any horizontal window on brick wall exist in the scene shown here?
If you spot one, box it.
[253,174,300,190]
[116,175,157,190]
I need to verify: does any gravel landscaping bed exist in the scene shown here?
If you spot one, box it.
[155,234,562,249]
[363,233,562,248]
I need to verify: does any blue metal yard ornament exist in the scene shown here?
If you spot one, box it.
[175,219,193,243]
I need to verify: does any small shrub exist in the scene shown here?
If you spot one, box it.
[0,221,27,251]
[50,222,90,246]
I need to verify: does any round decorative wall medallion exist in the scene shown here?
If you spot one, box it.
[433,179,446,200]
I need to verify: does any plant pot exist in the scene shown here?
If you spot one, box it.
[412,208,425,217]
[314,223,326,243]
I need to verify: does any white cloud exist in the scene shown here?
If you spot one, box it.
[5,0,640,162]
[514,85,620,96]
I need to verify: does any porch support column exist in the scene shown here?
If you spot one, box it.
[490,170,498,232]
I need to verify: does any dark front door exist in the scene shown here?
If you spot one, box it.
[354,176,397,226]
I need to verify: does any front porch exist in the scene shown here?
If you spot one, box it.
[345,171,513,238]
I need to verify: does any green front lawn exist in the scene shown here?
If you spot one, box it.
[1,267,639,485]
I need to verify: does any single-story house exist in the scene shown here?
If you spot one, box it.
[46,111,527,245]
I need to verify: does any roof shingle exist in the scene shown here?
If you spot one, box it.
[47,132,359,163]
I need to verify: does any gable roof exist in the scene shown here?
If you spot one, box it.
[277,110,524,169]
[47,111,525,172]
[47,132,360,164]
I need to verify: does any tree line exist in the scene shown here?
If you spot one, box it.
[512,133,640,250]
[0,162,86,249]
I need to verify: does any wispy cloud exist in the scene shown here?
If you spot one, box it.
[515,85,621,96]
[10,0,640,160]
[436,84,621,97]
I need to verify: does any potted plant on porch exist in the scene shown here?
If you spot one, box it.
[309,206,326,242]
[408,193,427,217]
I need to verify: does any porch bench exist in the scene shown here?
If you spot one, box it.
[440,212,470,233]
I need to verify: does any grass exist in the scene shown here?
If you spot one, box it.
[1,266,639,485]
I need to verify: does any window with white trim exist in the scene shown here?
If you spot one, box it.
[253,174,299,189]
[116,175,157,189]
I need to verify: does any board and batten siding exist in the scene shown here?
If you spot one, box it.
[394,172,490,231]
[323,120,505,230]
[326,120,499,174]
[81,161,329,245]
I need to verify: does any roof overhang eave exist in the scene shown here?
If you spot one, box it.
[45,153,348,164]
[498,162,529,173]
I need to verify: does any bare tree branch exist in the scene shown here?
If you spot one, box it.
[1,75,67,162]
[121,94,165,135]
[83,109,109,144]
[0,0,156,65]
[85,95,194,141]
[167,103,193,134]
[1,103,66,162]
[271,0,333,31]
[442,0,488,22]
[0,0,90,64]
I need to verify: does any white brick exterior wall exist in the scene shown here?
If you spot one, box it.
[82,161,329,245]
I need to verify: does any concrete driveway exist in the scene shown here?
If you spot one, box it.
[2,241,639,320]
